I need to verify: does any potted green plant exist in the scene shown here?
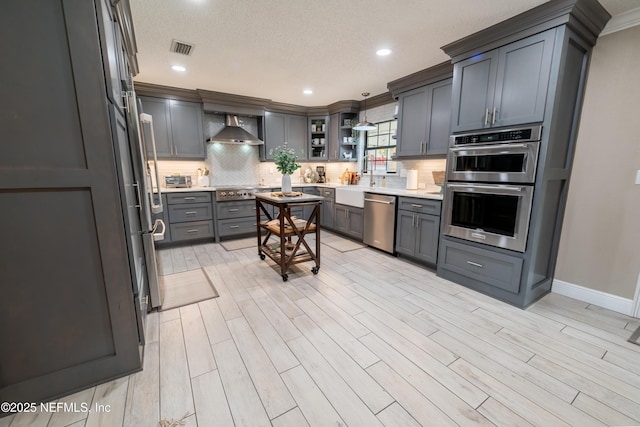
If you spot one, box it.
[269,143,301,193]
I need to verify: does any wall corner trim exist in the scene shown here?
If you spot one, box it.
[600,7,640,36]
[552,279,634,316]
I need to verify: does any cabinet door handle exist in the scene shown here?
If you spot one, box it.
[185,211,197,215]
[228,208,239,212]
[229,225,240,229]
[187,229,199,233]
[467,261,484,268]
[184,197,196,200]
[491,107,497,125]
[411,204,422,208]
[484,108,490,125]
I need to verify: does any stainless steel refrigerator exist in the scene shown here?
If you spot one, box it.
[112,91,166,345]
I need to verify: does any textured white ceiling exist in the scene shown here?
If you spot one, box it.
[130,0,640,106]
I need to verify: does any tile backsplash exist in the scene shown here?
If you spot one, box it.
[152,102,447,189]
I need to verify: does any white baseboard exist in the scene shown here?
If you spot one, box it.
[552,279,634,316]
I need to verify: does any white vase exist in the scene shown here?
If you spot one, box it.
[281,174,292,193]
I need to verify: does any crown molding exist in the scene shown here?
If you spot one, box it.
[134,81,201,102]
[442,0,610,63]
[600,7,640,36]
[387,62,453,97]
[365,91,395,109]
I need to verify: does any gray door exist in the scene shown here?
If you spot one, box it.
[0,0,140,404]
[396,86,429,156]
[265,112,286,160]
[169,100,205,159]
[328,113,340,160]
[415,214,439,264]
[140,97,172,157]
[287,114,308,159]
[321,197,335,229]
[395,211,416,256]
[426,80,453,155]
[347,207,364,240]
[450,51,497,132]
[492,29,554,128]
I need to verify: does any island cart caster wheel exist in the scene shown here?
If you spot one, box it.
[311,266,319,275]
[259,253,265,260]
[282,274,288,282]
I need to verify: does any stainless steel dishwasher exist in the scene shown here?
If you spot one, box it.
[363,193,397,253]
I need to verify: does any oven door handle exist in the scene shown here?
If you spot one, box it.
[449,143,530,153]
[448,184,526,194]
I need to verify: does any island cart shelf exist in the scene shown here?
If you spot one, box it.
[255,192,324,281]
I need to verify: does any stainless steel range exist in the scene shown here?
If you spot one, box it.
[215,187,260,201]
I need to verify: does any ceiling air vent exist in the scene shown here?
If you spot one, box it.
[170,40,194,56]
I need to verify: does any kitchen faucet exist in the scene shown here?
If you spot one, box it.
[369,167,375,187]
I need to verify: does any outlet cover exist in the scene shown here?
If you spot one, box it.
[636,170,640,185]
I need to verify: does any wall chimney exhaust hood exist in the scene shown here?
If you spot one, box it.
[206,115,263,145]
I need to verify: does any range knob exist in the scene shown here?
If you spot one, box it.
[229,191,235,196]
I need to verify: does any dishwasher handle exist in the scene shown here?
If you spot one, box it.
[364,198,395,205]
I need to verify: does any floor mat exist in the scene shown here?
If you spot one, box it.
[628,325,640,345]
[159,268,218,311]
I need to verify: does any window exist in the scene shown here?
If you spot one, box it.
[363,119,397,173]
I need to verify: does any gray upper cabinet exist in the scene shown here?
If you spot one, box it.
[396,79,452,157]
[139,96,172,157]
[139,97,205,159]
[309,116,329,161]
[328,113,340,161]
[264,112,308,160]
[451,28,555,132]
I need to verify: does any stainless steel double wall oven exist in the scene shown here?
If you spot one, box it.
[442,125,542,252]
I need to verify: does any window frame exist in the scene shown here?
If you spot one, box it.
[362,119,397,174]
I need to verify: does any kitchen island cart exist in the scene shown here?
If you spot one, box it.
[255,192,323,281]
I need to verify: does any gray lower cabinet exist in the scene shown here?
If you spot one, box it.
[438,239,523,294]
[334,204,364,241]
[318,188,335,229]
[1,0,141,404]
[396,78,452,157]
[139,97,205,159]
[216,199,262,238]
[165,192,214,242]
[302,187,320,220]
[395,198,441,264]
[264,112,308,160]
[450,28,555,132]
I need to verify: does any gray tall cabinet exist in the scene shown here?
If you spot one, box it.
[437,0,611,308]
[0,0,142,404]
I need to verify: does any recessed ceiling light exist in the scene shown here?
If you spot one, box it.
[303,89,313,95]
[171,65,186,72]
[376,48,392,56]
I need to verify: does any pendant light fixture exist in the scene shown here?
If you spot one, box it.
[353,92,376,131]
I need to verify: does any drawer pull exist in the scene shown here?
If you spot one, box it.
[184,197,196,200]
[185,211,197,215]
[187,229,199,233]
[467,261,484,268]
[228,208,239,212]
[411,204,423,208]
[229,225,240,229]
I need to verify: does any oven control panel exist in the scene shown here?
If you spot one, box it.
[452,125,542,145]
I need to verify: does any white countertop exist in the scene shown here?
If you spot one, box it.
[158,183,443,201]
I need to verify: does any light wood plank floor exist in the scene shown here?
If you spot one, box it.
[5,234,640,427]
